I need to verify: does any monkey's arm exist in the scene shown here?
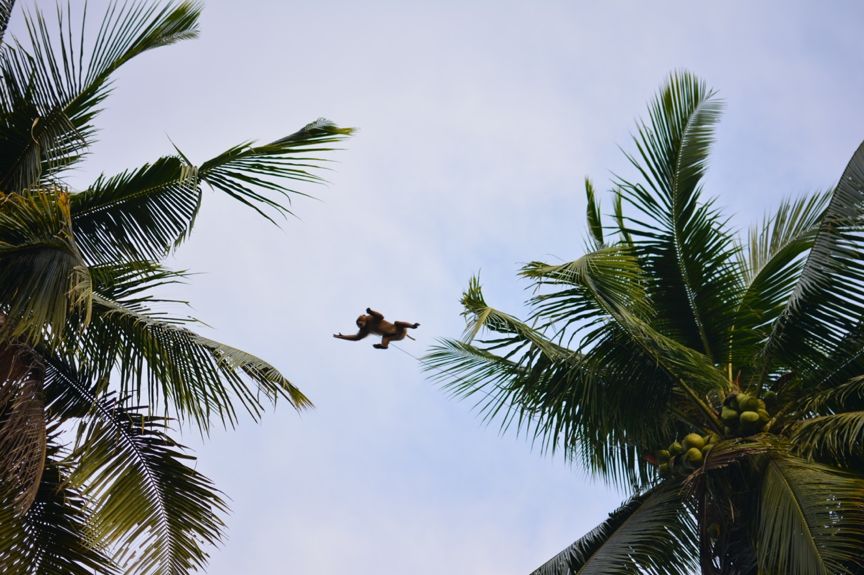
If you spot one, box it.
[333,329,369,341]
[366,308,384,319]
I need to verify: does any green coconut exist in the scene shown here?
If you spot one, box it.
[658,462,671,474]
[738,394,760,412]
[721,406,739,423]
[739,411,761,434]
[738,396,759,411]
[669,441,683,455]
[757,409,770,422]
[706,433,720,444]
[684,447,704,466]
[682,433,706,450]
[740,411,760,424]
[657,449,671,462]
[701,443,714,456]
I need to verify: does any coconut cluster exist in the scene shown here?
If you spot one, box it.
[656,432,718,475]
[719,392,772,437]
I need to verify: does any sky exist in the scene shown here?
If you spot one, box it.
[9,1,864,573]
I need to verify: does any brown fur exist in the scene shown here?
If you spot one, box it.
[333,308,419,349]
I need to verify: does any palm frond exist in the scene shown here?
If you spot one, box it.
[72,395,226,575]
[0,443,120,575]
[730,192,829,378]
[617,71,740,362]
[611,188,633,246]
[424,338,533,428]
[70,156,200,264]
[758,456,864,575]
[791,411,864,464]
[530,484,696,575]
[521,245,651,337]
[431,271,727,486]
[798,374,864,413]
[459,275,567,356]
[427,334,675,489]
[70,119,353,265]
[0,189,91,345]
[87,260,189,308]
[756,141,864,386]
[0,1,201,190]
[584,178,604,248]
[41,351,102,422]
[72,291,309,428]
[0,0,14,46]
[430,277,670,487]
[59,258,308,427]
[196,118,354,223]
[741,192,830,285]
[522,251,728,398]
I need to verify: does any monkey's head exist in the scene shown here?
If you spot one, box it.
[356,315,369,328]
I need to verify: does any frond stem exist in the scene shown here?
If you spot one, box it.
[677,378,722,432]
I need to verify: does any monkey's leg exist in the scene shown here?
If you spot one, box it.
[394,321,420,329]
[373,335,392,349]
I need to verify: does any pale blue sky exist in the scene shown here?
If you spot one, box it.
[10,1,864,573]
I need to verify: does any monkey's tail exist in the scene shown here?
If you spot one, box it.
[406,334,416,341]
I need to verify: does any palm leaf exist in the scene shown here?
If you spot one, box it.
[530,484,696,575]
[41,351,102,422]
[584,178,603,248]
[424,338,571,444]
[758,456,864,575]
[617,71,740,362]
[73,292,310,428]
[427,275,684,488]
[611,188,633,246]
[0,443,120,575]
[0,0,14,45]
[72,395,226,575]
[436,271,726,486]
[46,260,309,427]
[798,374,864,413]
[70,119,353,265]
[791,411,864,463]
[195,118,354,222]
[522,251,728,399]
[730,192,829,378]
[0,1,200,190]
[756,141,864,386]
[0,189,91,345]
[70,156,200,264]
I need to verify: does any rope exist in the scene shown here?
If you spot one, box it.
[391,343,420,360]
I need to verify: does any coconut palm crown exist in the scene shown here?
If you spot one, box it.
[0,2,352,574]
[424,72,864,575]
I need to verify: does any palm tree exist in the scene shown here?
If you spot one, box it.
[0,2,352,573]
[424,72,864,575]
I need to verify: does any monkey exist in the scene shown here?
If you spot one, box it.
[333,308,419,349]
